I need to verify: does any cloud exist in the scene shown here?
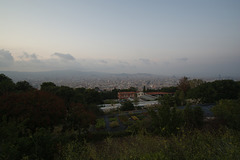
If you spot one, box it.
[99,60,108,64]
[176,57,188,62]
[19,52,40,62]
[0,49,14,67]
[118,60,129,65]
[1,48,239,77]
[139,58,151,65]
[52,52,75,61]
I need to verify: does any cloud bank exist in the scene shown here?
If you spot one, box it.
[0,49,14,67]
[52,53,75,61]
[0,49,240,78]
[19,52,41,63]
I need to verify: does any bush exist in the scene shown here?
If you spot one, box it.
[118,115,129,124]
[183,105,204,128]
[95,118,106,129]
[120,100,134,111]
[148,105,182,136]
[212,99,240,130]
[61,128,240,160]
[0,91,67,130]
[0,118,63,160]
[109,121,119,128]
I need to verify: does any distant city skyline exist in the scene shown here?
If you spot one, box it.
[0,0,240,77]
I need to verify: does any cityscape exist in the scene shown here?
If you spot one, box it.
[0,0,240,159]
[1,70,238,91]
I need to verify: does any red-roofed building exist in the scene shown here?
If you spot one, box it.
[118,92,136,99]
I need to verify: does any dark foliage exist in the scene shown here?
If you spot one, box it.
[212,99,240,130]
[188,80,240,103]
[147,86,177,92]
[148,105,182,136]
[158,94,176,107]
[0,74,15,95]
[183,105,204,128]
[0,90,67,130]
[15,81,34,91]
[100,88,118,99]
[178,77,190,94]
[120,100,135,111]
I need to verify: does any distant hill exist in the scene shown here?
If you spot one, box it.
[0,70,167,82]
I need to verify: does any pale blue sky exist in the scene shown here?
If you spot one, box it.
[0,0,240,77]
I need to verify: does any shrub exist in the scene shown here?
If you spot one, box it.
[61,128,240,160]
[0,90,66,130]
[95,118,106,129]
[212,99,240,130]
[148,105,182,136]
[118,115,131,125]
[109,121,119,128]
[183,105,204,129]
[120,100,135,111]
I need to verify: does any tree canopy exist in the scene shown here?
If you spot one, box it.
[0,90,67,130]
[121,100,135,111]
[0,74,15,95]
[187,80,240,103]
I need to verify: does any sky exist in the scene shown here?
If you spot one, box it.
[0,0,240,77]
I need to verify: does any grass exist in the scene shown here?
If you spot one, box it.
[135,114,146,120]
[107,116,119,128]
[61,128,240,160]
[118,115,130,125]
[109,117,117,122]
[95,118,106,129]
[109,121,119,128]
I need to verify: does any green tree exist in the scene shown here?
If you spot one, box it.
[188,80,240,103]
[0,74,15,95]
[148,105,182,136]
[143,86,146,92]
[73,87,86,104]
[0,91,67,130]
[175,90,186,106]
[176,77,190,105]
[193,106,204,127]
[178,77,190,94]
[0,117,27,160]
[40,82,57,93]
[66,103,96,138]
[81,89,103,105]
[212,99,240,130]
[159,86,177,92]
[55,86,74,104]
[0,118,61,160]
[158,94,175,107]
[189,79,204,89]
[120,100,135,111]
[183,105,204,128]
[16,81,34,91]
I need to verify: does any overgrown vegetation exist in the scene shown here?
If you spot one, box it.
[95,118,106,130]
[60,128,240,160]
[1,73,240,159]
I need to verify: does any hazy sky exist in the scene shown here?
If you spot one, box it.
[1,0,240,77]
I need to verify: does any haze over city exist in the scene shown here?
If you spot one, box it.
[1,0,240,77]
